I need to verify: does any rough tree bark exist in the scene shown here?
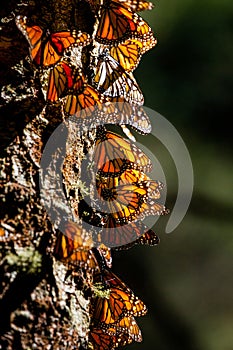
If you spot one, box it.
[1,1,95,348]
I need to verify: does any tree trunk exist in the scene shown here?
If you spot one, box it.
[1,1,94,348]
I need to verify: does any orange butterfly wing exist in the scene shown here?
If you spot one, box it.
[89,328,116,350]
[119,168,147,183]
[16,16,90,67]
[16,16,43,62]
[104,315,142,342]
[99,183,147,216]
[65,85,101,118]
[64,72,103,119]
[40,31,75,66]
[100,215,139,247]
[92,269,147,325]
[44,31,91,67]
[109,39,143,72]
[47,61,74,102]
[94,128,152,177]
[53,221,99,272]
[97,175,163,224]
[65,96,152,135]
[100,215,159,248]
[95,1,154,45]
[89,327,133,350]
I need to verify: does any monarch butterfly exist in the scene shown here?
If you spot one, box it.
[97,181,160,223]
[94,1,155,46]
[96,172,163,222]
[91,269,147,325]
[16,16,91,67]
[64,85,151,134]
[103,315,142,342]
[93,127,152,177]
[53,220,100,272]
[93,49,144,105]
[135,227,160,245]
[110,192,167,224]
[97,97,152,135]
[63,71,104,119]
[104,99,152,135]
[89,327,133,350]
[108,98,152,134]
[100,214,160,248]
[94,168,164,231]
[62,78,150,135]
[100,215,142,247]
[108,195,167,225]
[46,60,75,102]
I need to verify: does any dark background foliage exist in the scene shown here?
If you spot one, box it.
[113,1,233,349]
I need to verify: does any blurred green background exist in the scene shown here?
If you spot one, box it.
[113,0,233,349]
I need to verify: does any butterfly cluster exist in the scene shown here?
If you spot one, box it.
[15,0,157,132]
[15,1,168,349]
[54,221,154,349]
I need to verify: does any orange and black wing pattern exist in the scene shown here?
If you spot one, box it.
[95,0,154,45]
[89,328,117,350]
[97,182,153,221]
[91,269,147,325]
[16,16,90,67]
[89,316,141,350]
[100,215,160,248]
[53,220,99,272]
[96,170,164,222]
[93,127,152,177]
[63,70,104,119]
[15,3,168,349]
[104,315,142,342]
[46,60,74,102]
[109,39,143,72]
[16,16,43,63]
[89,326,133,350]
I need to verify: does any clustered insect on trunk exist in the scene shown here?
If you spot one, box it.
[0,1,168,349]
